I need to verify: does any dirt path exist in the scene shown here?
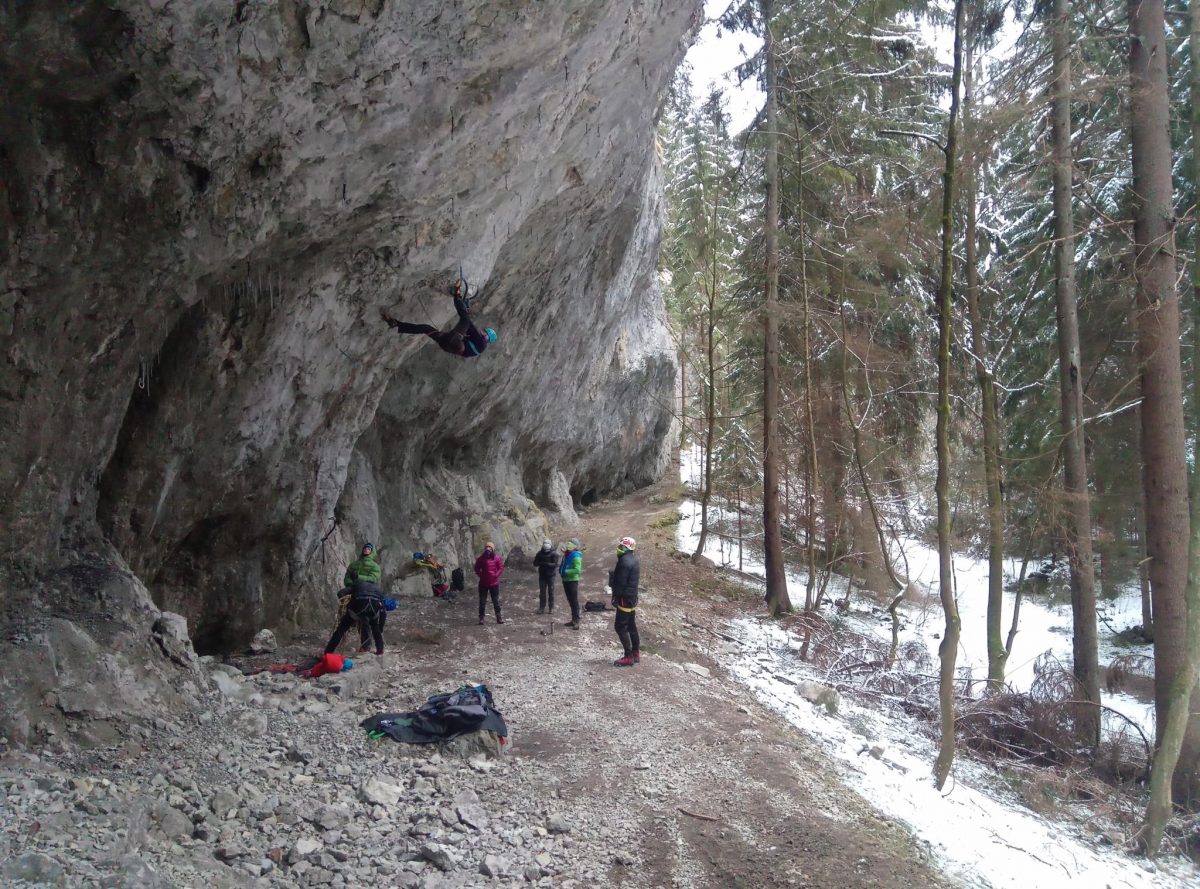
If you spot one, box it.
[0,480,957,889]
[359,481,955,888]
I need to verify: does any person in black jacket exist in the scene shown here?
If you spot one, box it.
[532,538,560,614]
[325,558,387,656]
[380,281,497,358]
[609,536,641,666]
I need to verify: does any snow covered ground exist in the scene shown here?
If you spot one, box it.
[677,446,1156,734]
[723,618,1195,889]
[677,448,1194,887]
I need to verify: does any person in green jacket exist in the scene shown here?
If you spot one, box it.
[345,542,382,587]
[559,539,583,628]
[332,542,386,654]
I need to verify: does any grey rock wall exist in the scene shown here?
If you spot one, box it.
[0,0,695,740]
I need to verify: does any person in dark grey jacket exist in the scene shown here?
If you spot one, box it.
[532,538,560,614]
[609,536,641,666]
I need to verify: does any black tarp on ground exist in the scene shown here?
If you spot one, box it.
[362,684,508,744]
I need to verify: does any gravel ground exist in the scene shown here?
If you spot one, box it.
[0,486,957,888]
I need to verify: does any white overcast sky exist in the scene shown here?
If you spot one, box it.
[685,0,764,133]
[682,2,1018,134]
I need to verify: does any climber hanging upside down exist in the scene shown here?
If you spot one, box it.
[380,279,497,358]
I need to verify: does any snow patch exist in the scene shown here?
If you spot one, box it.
[723,618,1196,889]
[677,445,1156,737]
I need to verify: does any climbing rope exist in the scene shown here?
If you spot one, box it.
[303,515,343,568]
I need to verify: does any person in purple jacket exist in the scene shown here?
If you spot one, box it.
[474,542,505,625]
[381,280,497,358]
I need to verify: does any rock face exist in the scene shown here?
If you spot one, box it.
[0,1,695,738]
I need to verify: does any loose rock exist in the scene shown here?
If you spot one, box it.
[360,778,403,808]
[250,629,278,654]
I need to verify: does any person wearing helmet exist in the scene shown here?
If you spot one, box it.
[326,542,387,655]
[610,537,641,666]
[532,538,560,614]
[344,541,382,584]
[474,542,505,625]
[559,539,583,628]
[380,279,497,358]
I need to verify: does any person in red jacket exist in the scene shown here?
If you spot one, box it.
[474,542,505,625]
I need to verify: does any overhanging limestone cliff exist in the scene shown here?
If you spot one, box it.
[0,0,696,739]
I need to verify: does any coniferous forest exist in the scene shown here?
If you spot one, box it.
[661,0,1200,855]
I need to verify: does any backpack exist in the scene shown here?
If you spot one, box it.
[450,567,465,591]
[584,600,610,612]
[430,563,448,587]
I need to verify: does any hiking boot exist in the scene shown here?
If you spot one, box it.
[496,617,504,624]
[356,645,371,654]
[478,617,486,625]
[537,608,545,615]
[632,651,641,664]
[567,620,580,630]
[614,655,635,667]
[375,649,384,656]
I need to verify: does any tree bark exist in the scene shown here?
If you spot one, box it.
[695,190,721,562]
[1140,216,1200,852]
[761,0,792,616]
[1127,0,1200,807]
[793,116,821,612]
[1137,1,1200,844]
[963,40,1007,692]
[933,0,965,792]
[1051,0,1101,746]
[1134,421,1154,641]
[679,347,688,452]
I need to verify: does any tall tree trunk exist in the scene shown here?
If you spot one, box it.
[963,41,1007,692]
[1007,505,1043,657]
[738,478,745,572]
[695,192,721,561]
[694,302,717,559]
[761,0,791,616]
[1051,0,1101,746]
[932,0,965,792]
[1134,417,1154,641]
[1137,142,1200,849]
[1138,0,1200,846]
[1139,513,1154,640]
[1128,0,1200,807]
[840,304,903,596]
[793,116,821,612]
[679,347,688,452]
